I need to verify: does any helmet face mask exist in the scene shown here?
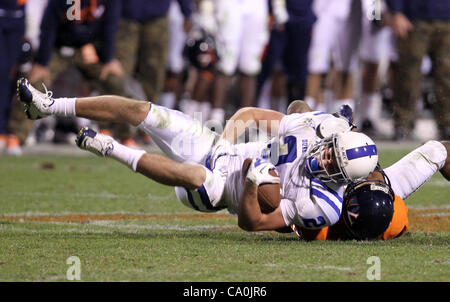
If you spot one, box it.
[306,136,347,183]
[342,178,395,240]
[306,131,378,184]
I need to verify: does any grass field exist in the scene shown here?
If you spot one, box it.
[0,145,449,282]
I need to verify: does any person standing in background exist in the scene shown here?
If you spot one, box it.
[256,0,315,111]
[208,0,270,126]
[386,0,450,140]
[0,0,27,154]
[116,0,192,105]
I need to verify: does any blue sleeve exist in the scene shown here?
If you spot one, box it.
[35,0,59,66]
[97,0,121,64]
[177,0,192,18]
[385,0,405,13]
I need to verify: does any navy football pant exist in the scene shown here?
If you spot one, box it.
[0,17,25,134]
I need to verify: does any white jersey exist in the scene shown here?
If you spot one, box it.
[142,104,344,226]
[274,112,345,228]
[213,140,268,215]
[214,112,345,229]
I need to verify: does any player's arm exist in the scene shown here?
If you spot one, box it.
[220,107,285,144]
[238,180,286,231]
[237,158,286,231]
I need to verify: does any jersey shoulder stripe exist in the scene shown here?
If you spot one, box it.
[311,179,343,203]
[310,179,344,224]
[311,188,341,217]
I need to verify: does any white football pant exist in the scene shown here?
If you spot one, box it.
[384,140,447,200]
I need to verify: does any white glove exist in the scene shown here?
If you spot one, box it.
[246,158,280,186]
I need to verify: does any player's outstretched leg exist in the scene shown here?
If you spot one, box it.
[17,78,149,126]
[18,77,217,166]
[76,126,207,189]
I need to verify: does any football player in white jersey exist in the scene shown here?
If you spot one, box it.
[16,78,378,233]
[286,100,449,240]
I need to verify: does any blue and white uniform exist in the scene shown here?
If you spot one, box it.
[209,111,345,229]
[272,112,345,229]
[138,104,345,229]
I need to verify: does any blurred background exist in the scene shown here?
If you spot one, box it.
[0,0,449,156]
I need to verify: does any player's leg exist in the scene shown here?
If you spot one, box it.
[210,0,241,125]
[305,12,336,112]
[429,21,450,140]
[17,77,151,126]
[76,126,203,189]
[237,0,269,108]
[330,0,361,113]
[74,96,149,127]
[17,78,218,164]
[76,126,226,209]
[137,103,218,164]
[383,140,448,200]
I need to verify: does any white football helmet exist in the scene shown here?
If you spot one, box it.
[316,116,353,139]
[306,131,378,184]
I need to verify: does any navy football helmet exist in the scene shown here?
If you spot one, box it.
[342,168,395,240]
[184,29,218,71]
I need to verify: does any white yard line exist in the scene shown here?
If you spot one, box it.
[0,210,231,217]
[0,191,177,201]
[265,263,353,271]
[0,222,239,233]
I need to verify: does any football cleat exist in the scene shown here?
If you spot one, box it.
[16,77,54,120]
[76,126,114,157]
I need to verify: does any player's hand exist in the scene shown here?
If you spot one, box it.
[28,63,50,84]
[246,158,280,186]
[100,59,124,80]
[390,13,414,39]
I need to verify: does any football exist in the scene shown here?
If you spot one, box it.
[242,158,282,213]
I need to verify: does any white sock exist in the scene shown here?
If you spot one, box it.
[109,140,146,172]
[50,97,77,117]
